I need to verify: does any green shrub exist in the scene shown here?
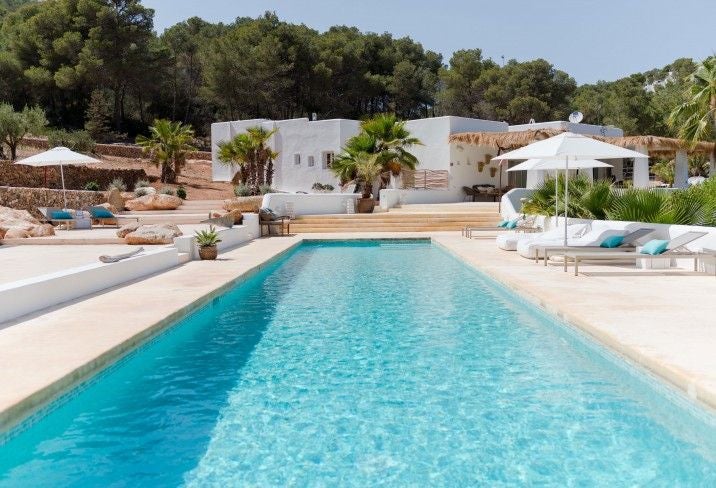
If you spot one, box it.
[107,177,126,192]
[134,178,151,189]
[134,187,152,197]
[522,175,716,226]
[311,182,335,192]
[47,129,96,153]
[176,185,187,200]
[258,184,276,195]
[84,181,100,191]
[159,187,175,195]
[234,184,252,197]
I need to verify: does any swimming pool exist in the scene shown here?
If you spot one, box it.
[1,240,715,486]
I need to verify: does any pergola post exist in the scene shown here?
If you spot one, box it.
[674,150,689,188]
[632,145,650,188]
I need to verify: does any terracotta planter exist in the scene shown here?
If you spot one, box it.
[198,245,218,260]
[357,198,375,213]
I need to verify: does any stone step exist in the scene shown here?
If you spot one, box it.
[291,219,499,227]
[125,213,207,224]
[292,221,497,229]
[294,212,500,220]
[292,226,493,233]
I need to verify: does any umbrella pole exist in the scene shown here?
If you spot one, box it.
[554,170,558,226]
[564,156,569,248]
[60,164,67,209]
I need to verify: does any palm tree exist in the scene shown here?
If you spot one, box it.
[217,133,252,186]
[354,152,383,199]
[217,126,278,190]
[136,119,195,183]
[245,126,278,187]
[668,56,716,143]
[332,114,421,190]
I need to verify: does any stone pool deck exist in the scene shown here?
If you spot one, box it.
[0,231,715,433]
[434,235,716,412]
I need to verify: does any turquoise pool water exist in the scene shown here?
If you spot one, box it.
[1,240,715,486]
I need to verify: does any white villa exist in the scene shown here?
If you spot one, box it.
[211,116,629,202]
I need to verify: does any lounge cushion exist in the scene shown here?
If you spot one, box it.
[600,235,624,248]
[51,210,73,220]
[90,207,114,218]
[259,207,279,221]
[640,239,669,255]
[497,220,508,228]
[505,219,519,229]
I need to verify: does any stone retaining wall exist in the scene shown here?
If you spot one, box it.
[22,137,211,161]
[0,160,149,191]
[0,186,105,216]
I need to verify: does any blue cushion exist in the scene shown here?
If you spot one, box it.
[505,219,519,229]
[50,210,73,220]
[497,220,508,228]
[600,235,624,248]
[90,207,114,218]
[640,239,669,255]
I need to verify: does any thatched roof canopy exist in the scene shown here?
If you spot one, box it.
[449,130,716,157]
[448,129,563,152]
[601,135,715,157]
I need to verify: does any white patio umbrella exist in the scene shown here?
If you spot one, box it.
[507,158,613,224]
[493,132,647,246]
[15,146,102,209]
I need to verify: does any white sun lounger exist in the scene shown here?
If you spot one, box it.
[538,227,655,267]
[566,231,708,276]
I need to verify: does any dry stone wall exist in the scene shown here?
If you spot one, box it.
[0,160,148,191]
[22,137,211,161]
[0,186,105,216]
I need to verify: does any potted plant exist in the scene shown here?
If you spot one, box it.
[354,153,382,213]
[195,225,222,260]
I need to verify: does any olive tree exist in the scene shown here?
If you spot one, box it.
[0,104,47,160]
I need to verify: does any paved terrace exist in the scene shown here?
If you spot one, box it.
[0,232,714,433]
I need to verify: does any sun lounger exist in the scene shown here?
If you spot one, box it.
[37,207,79,230]
[464,216,540,238]
[538,227,655,267]
[566,231,708,276]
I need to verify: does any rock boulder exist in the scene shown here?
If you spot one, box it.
[124,224,183,245]
[116,221,143,238]
[106,188,125,213]
[0,206,55,239]
[28,223,56,237]
[4,228,31,239]
[223,196,263,213]
[125,194,183,211]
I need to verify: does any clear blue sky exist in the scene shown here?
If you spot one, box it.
[143,0,715,85]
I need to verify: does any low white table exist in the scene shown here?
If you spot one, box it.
[635,246,671,270]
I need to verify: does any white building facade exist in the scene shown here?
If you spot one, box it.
[211,116,624,201]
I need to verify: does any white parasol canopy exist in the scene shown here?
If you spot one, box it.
[15,147,101,209]
[493,132,647,246]
[507,158,613,223]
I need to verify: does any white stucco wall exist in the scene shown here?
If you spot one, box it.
[261,193,360,216]
[272,118,360,192]
[0,247,180,324]
[211,116,626,196]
